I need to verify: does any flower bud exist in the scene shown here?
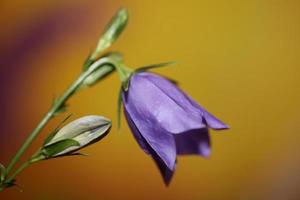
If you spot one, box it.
[82,53,123,87]
[90,8,128,61]
[34,115,111,160]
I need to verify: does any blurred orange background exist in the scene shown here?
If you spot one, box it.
[0,0,299,199]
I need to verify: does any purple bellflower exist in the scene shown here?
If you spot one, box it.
[121,71,229,185]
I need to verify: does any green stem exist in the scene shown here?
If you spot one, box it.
[6,57,115,175]
[6,161,31,184]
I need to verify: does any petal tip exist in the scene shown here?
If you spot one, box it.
[212,123,230,130]
[199,142,211,158]
[203,112,229,130]
[201,148,211,158]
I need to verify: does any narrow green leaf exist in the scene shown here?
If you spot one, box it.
[135,61,176,72]
[29,153,46,163]
[53,103,68,117]
[135,61,179,85]
[122,78,130,91]
[70,152,88,157]
[43,139,80,158]
[83,53,94,71]
[43,114,73,146]
[56,152,89,158]
[52,96,69,117]
[43,130,58,146]
[117,87,123,129]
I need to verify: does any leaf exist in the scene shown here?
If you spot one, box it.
[135,61,176,72]
[42,139,80,158]
[53,103,68,117]
[43,114,73,146]
[0,163,6,182]
[43,130,59,146]
[135,61,179,86]
[117,87,123,129]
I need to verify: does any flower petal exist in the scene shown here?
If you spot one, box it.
[124,109,151,154]
[203,111,229,130]
[183,94,229,130]
[174,128,211,158]
[140,72,229,131]
[123,91,177,170]
[126,72,205,135]
[152,153,174,186]
[124,108,175,184]
[140,72,203,116]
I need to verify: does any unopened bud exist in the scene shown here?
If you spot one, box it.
[34,115,111,160]
[90,8,128,61]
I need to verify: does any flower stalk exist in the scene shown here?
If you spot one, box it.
[1,7,129,192]
[0,5,229,192]
[1,56,118,191]
[7,59,107,173]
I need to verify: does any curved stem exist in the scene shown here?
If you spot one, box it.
[6,57,115,175]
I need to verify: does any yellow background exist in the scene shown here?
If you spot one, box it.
[0,0,299,199]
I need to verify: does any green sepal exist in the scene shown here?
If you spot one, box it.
[29,153,46,163]
[135,61,176,72]
[53,104,68,117]
[0,163,6,182]
[56,152,89,158]
[42,139,80,158]
[43,130,58,146]
[69,152,88,157]
[52,97,68,117]
[83,53,95,71]
[43,114,73,146]
[118,64,132,91]
[134,61,179,86]
[121,75,131,91]
[0,179,16,192]
[117,87,123,129]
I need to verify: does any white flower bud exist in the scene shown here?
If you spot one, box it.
[40,115,111,158]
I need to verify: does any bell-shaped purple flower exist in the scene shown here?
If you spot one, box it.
[122,72,228,185]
